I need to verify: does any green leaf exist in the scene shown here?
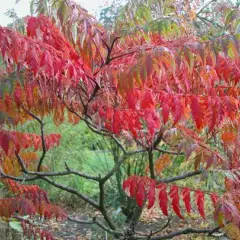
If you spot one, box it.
[9,221,23,232]
[57,0,69,25]
[225,9,237,27]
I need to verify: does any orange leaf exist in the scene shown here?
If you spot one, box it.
[221,131,237,143]
[154,154,171,176]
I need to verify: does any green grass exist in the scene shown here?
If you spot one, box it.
[14,115,114,203]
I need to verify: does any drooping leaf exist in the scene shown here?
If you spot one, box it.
[182,188,191,214]
[158,183,168,216]
[169,186,183,219]
[195,190,205,219]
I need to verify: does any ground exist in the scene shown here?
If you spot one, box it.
[40,203,231,240]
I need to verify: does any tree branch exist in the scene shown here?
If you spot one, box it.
[135,215,172,238]
[68,216,123,236]
[38,176,100,209]
[197,0,216,15]
[13,151,101,183]
[0,167,38,182]
[103,37,120,65]
[155,147,184,155]
[197,16,223,29]
[28,168,100,181]
[149,225,222,240]
[21,107,47,172]
[99,180,117,230]
[101,154,126,183]
[15,151,28,173]
[111,135,127,154]
[148,150,155,179]
[160,170,204,183]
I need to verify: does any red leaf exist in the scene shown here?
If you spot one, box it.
[27,17,38,38]
[147,180,156,209]
[14,85,22,108]
[191,96,204,129]
[171,96,183,125]
[169,186,183,219]
[158,183,168,216]
[0,132,11,155]
[113,111,122,134]
[162,102,170,124]
[141,90,155,109]
[25,86,33,108]
[195,190,205,219]
[126,91,137,110]
[136,180,146,207]
[129,177,137,197]
[99,107,105,118]
[210,193,219,208]
[182,188,191,214]
[206,154,216,169]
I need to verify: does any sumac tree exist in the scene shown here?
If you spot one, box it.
[0,0,240,239]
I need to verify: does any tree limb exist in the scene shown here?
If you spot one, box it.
[148,150,155,179]
[21,107,47,171]
[149,225,222,240]
[160,170,204,183]
[155,147,184,155]
[197,0,216,15]
[40,176,100,209]
[68,216,123,236]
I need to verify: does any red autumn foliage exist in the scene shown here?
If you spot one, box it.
[0,0,240,239]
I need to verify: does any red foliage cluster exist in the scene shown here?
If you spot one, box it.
[0,130,61,155]
[0,1,240,237]
[0,179,67,220]
[0,20,86,87]
[123,175,218,219]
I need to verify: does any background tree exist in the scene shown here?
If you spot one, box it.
[0,0,240,239]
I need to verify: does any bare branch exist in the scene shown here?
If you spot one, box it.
[197,16,223,29]
[99,180,117,230]
[111,135,127,154]
[10,152,100,182]
[27,169,100,181]
[160,170,204,183]
[15,151,28,173]
[135,215,172,238]
[155,147,184,155]
[0,167,38,182]
[148,150,155,179]
[110,50,137,62]
[149,225,222,240]
[197,0,216,15]
[101,149,146,183]
[105,37,121,64]
[68,216,123,236]
[39,176,99,209]
[21,107,47,171]
[101,155,126,183]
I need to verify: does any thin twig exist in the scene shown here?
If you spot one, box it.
[40,176,99,209]
[21,107,47,171]
[150,225,222,240]
[160,170,204,183]
[68,216,123,236]
[155,147,184,155]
